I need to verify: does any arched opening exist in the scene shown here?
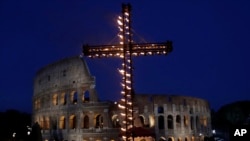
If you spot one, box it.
[83,115,89,128]
[190,116,194,130]
[177,138,181,141]
[139,115,145,126]
[196,116,200,130]
[95,114,103,128]
[185,137,188,141]
[70,91,77,104]
[40,117,44,129]
[60,93,67,105]
[167,115,173,129]
[158,115,164,129]
[52,118,57,130]
[112,115,120,128]
[184,115,188,127]
[59,116,66,129]
[167,137,174,141]
[83,90,90,102]
[44,117,50,129]
[69,115,76,129]
[202,116,207,127]
[176,115,181,128]
[158,106,164,113]
[53,94,58,105]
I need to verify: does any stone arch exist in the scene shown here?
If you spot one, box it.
[139,115,145,126]
[183,115,188,127]
[158,106,164,113]
[95,114,103,128]
[176,115,181,128]
[40,116,44,129]
[190,116,194,130]
[111,114,120,128]
[149,115,155,128]
[60,92,67,105]
[184,137,188,141]
[167,137,174,141]
[83,115,89,128]
[177,138,181,141]
[70,91,78,104]
[191,136,195,141]
[83,90,90,102]
[59,116,66,129]
[158,115,164,129]
[69,115,77,129]
[167,115,173,129]
[196,115,200,130]
[159,136,167,141]
[44,116,50,129]
[52,94,58,105]
[51,117,57,130]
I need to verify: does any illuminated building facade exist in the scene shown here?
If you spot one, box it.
[32,56,212,141]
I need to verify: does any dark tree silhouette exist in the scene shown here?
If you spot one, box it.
[30,122,42,141]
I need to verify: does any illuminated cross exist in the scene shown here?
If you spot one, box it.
[82,3,173,141]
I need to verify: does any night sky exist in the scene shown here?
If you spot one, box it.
[0,0,249,113]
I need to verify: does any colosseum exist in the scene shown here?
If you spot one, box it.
[32,56,212,141]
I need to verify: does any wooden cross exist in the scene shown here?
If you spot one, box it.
[82,3,173,140]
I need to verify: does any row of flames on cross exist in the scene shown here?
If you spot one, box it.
[116,4,134,140]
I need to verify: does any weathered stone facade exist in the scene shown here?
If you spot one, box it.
[33,56,212,141]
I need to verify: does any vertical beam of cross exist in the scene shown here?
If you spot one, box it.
[82,3,173,141]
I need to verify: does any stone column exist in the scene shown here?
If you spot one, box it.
[77,111,81,130]
[77,88,83,104]
[89,111,94,128]
[103,109,109,128]
[89,87,98,102]
[66,114,69,131]
[173,114,176,134]
[180,114,184,134]
[66,90,70,106]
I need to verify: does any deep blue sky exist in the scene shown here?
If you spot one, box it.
[0,0,249,113]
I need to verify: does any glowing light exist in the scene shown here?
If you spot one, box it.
[126,86,131,90]
[118,27,123,32]
[118,69,125,74]
[121,128,126,131]
[117,19,123,25]
[126,80,131,84]
[125,12,129,16]
[118,104,125,109]
[126,73,131,77]
[121,83,125,87]
[118,34,123,39]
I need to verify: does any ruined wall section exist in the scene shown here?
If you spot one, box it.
[133,94,212,141]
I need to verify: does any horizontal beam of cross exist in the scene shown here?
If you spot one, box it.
[82,41,173,58]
